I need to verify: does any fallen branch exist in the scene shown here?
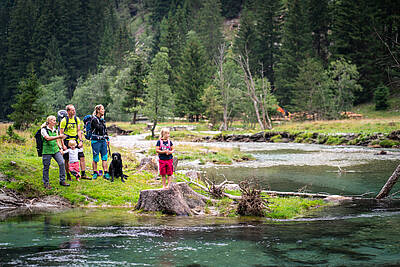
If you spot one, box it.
[261,190,331,198]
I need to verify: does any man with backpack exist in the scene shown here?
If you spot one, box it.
[60,104,89,180]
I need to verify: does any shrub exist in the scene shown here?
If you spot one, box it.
[270,134,282,143]
[379,139,399,148]
[374,84,390,110]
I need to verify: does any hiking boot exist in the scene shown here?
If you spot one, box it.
[81,174,92,180]
[104,172,110,180]
[59,181,70,187]
[92,172,98,180]
[44,184,52,189]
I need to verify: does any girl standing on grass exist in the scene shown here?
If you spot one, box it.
[156,128,174,189]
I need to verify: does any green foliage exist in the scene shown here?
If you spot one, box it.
[325,136,346,145]
[270,134,282,143]
[275,0,312,107]
[71,66,115,117]
[202,85,223,126]
[120,52,149,123]
[175,31,211,121]
[9,71,44,129]
[379,139,399,148]
[267,197,324,219]
[142,47,173,136]
[194,0,224,60]
[0,125,25,144]
[374,85,390,111]
[293,58,331,116]
[327,58,362,115]
[38,76,69,115]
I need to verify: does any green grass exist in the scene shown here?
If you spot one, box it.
[267,197,325,219]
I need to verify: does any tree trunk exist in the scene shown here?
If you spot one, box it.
[151,121,157,138]
[135,182,208,216]
[131,112,137,124]
[376,164,400,199]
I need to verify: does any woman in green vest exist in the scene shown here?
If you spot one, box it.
[41,115,69,189]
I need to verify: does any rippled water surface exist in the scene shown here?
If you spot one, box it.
[113,135,400,197]
[2,205,400,266]
[2,137,398,266]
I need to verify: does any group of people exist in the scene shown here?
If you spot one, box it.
[40,104,176,190]
[40,104,110,189]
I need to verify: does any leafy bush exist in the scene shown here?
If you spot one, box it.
[270,134,282,143]
[379,139,399,148]
[0,126,25,144]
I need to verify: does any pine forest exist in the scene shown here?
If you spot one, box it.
[1,0,399,129]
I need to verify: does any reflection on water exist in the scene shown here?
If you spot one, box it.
[2,206,400,266]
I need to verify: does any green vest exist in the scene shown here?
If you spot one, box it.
[42,128,59,155]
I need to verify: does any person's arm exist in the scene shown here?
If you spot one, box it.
[59,119,67,150]
[155,141,166,154]
[77,118,84,148]
[167,145,174,155]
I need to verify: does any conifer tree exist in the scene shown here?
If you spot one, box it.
[40,36,68,84]
[175,31,212,121]
[275,0,313,108]
[122,53,149,124]
[6,0,36,113]
[142,47,173,137]
[195,0,224,60]
[234,4,258,74]
[29,0,57,77]
[330,0,384,103]
[9,70,44,129]
[0,0,13,120]
[254,0,283,86]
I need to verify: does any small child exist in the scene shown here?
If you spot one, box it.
[64,139,82,180]
[156,128,175,189]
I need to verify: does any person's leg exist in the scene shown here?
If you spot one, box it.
[91,141,100,179]
[159,159,167,188]
[42,154,52,187]
[167,175,172,189]
[63,140,71,180]
[78,152,86,177]
[54,152,66,184]
[166,159,174,188]
[162,175,167,188]
[100,141,110,179]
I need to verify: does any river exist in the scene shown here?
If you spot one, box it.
[1,136,400,266]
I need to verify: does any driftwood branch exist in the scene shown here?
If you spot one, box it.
[261,190,330,198]
[376,164,400,199]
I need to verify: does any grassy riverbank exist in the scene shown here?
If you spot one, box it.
[0,123,326,219]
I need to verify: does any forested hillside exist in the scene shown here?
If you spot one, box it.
[1,0,398,129]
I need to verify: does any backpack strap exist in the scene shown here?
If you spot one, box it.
[64,115,79,140]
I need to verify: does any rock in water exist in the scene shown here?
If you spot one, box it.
[135,182,208,216]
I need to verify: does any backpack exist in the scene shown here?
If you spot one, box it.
[83,115,94,140]
[57,109,78,138]
[159,139,171,151]
[34,127,49,157]
[57,110,68,131]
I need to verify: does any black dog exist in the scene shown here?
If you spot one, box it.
[109,152,128,182]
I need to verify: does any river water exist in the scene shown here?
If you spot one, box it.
[1,136,400,266]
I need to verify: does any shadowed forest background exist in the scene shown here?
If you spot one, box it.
[0,0,399,130]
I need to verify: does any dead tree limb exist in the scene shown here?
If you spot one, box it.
[376,164,400,199]
[262,190,331,198]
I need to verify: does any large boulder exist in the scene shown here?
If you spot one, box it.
[135,182,208,216]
